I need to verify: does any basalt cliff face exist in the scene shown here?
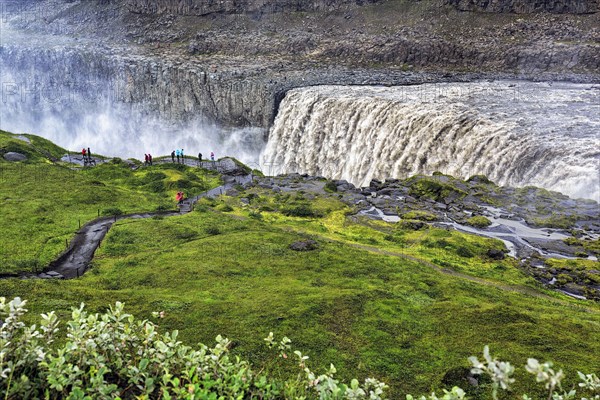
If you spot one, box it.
[124,0,382,15]
[1,0,599,130]
[445,0,598,14]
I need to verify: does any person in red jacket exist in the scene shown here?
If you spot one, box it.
[176,191,184,205]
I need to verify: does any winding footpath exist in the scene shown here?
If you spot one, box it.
[39,173,253,279]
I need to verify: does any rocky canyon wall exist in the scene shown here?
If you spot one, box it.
[0,45,273,128]
[124,0,381,15]
[445,0,598,13]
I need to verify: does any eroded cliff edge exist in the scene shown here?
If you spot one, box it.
[1,0,598,129]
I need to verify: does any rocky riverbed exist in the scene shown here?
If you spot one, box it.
[247,172,600,300]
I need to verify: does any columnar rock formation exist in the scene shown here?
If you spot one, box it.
[125,0,382,15]
[445,0,598,13]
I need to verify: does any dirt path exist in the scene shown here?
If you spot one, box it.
[34,174,253,279]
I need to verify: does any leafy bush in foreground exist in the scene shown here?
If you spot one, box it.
[1,297,598,400]
[0,297,386,399]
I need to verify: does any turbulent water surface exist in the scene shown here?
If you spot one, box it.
[263,82,600,201]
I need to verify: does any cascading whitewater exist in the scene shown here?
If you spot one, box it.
[0,28,267,164]
[262,82,600,201]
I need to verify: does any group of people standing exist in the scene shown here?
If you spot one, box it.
[171,149,185,163]
[81,147,92,161]
[144,154,153,165]
[81,147,95,166]
[170,149,216,164]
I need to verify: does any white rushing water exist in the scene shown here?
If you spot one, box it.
[263,82,600,201]
[0,27,266,166]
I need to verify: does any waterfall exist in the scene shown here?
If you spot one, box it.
[0,28,267,165]
[263,82,600,201]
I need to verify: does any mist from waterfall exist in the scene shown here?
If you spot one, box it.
[263,82,600,202]
[0,69,265,165]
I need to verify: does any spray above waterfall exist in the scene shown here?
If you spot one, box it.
[263,82,600,202]
[0,28,267,166]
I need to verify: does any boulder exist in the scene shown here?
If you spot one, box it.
[3,152,27,162]
[289,240,318,251]
[486,249,506,260]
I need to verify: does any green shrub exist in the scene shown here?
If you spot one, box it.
[102,207,123,216]
[0,297,389,400]
[1,298,599,400]
[466,216,492,228]
[175,179,192,189]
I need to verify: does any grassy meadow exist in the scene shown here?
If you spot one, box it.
[1,131,599,398]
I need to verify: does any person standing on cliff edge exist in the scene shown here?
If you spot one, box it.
[171,150,175,163]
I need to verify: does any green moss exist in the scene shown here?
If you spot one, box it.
[402,210,437,221]
[406,176,467,202]
[466,216,492,228]
[324,180,338,193]
[2,132,600,398]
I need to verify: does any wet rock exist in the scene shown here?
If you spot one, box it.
[218,158,248,176]
[3,152,27,162]
[289,240,319,251]
[369,179,383,190]
[399,220,426,230]
[563,283,586,297]
[240,197,250,205]
[486,249,506,260]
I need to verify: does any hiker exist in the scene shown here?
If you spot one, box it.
[149,154,153,166]
[181,149,185,163]
[176,149,180,164]
[171,150,175,163]
[82,148,86,159]
[198,152,202,161]
[87,147,91,161]
[210,151,215,161]
[144,154,149,165]
[176,191,184,205]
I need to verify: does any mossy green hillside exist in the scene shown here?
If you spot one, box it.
[2,206,599,398]
[1,132,599,398]
[0,131,221,274]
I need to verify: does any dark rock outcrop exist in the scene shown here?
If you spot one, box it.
[445,0,598,14]
[125,0,382,16]
[289,240,319,251]
[3,152,27,161]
